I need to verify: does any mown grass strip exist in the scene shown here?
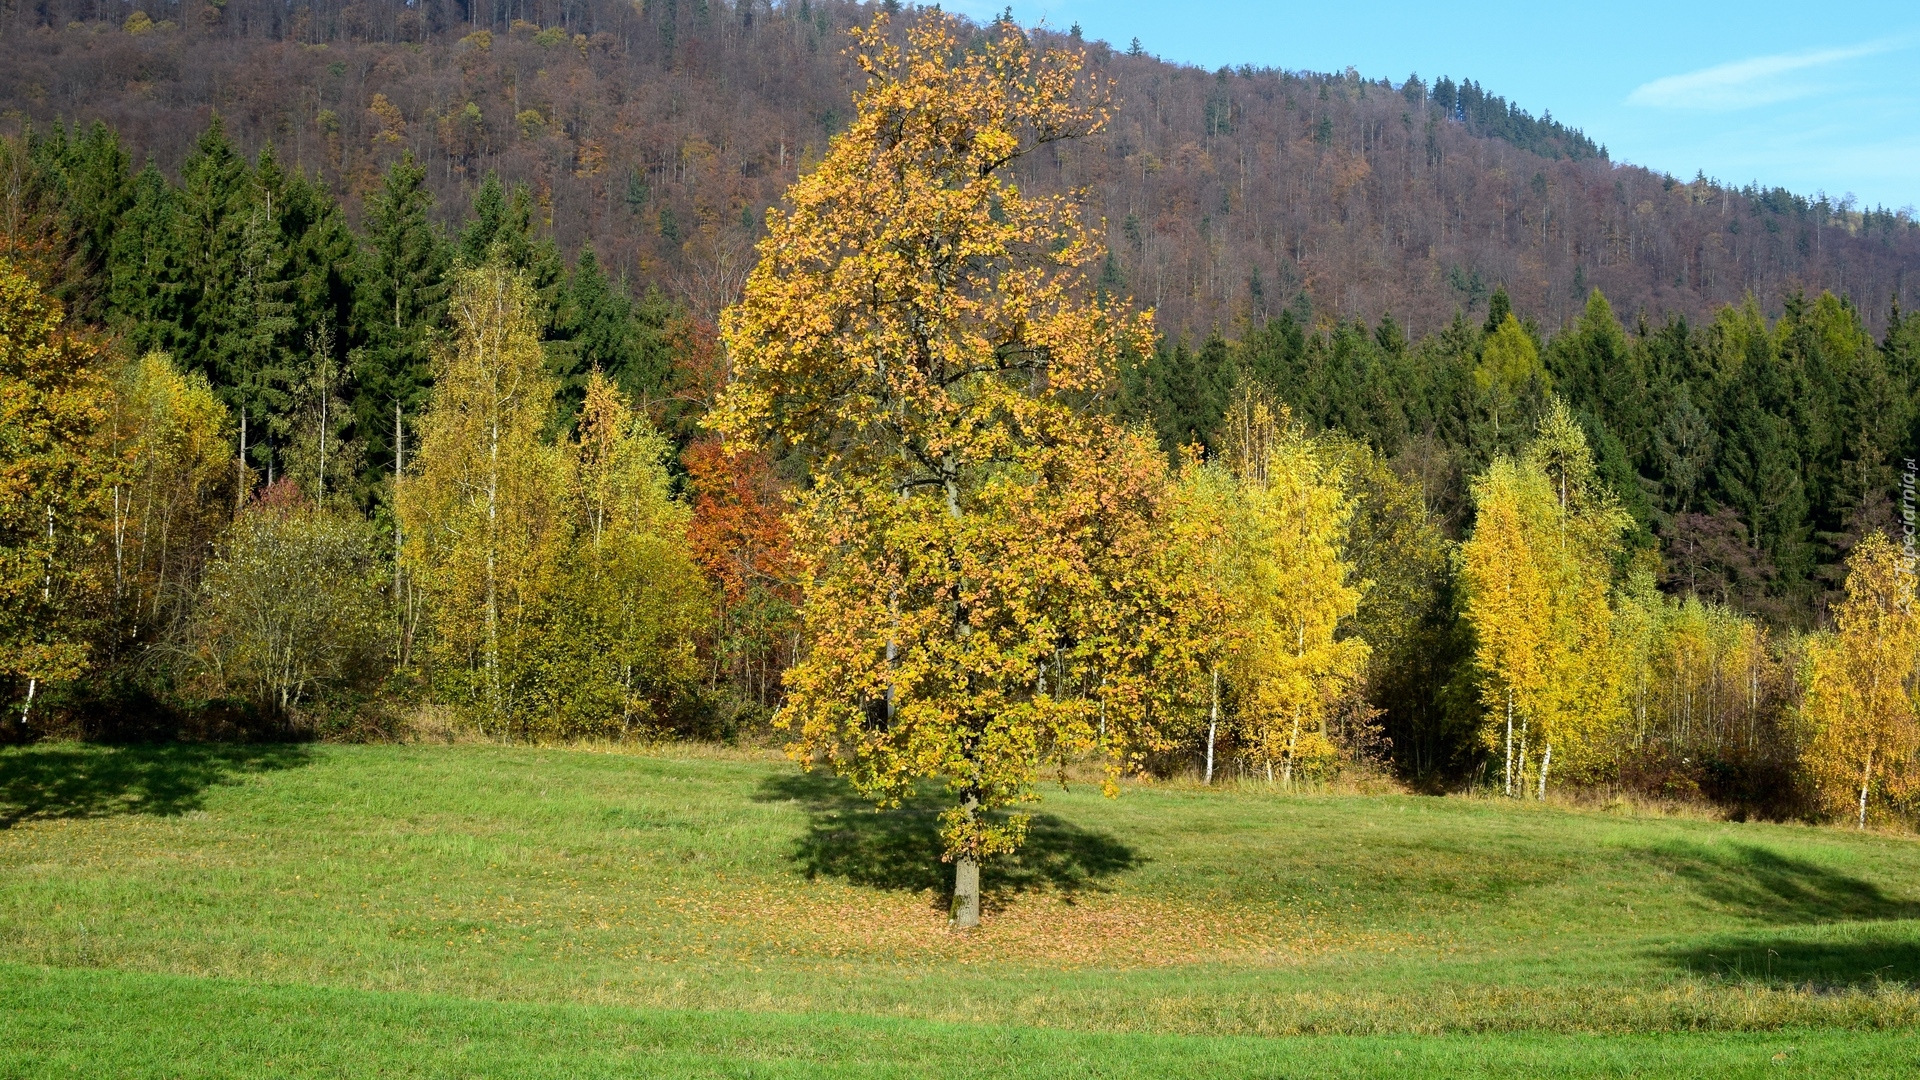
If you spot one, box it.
[3,962,1914,1079]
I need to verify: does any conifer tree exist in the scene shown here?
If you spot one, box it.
[107,160,187,357]
[1474,312,1546,448]
[353,151,449,502]
[21,121,132,324]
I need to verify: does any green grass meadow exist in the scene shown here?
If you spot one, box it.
[3,741,1918,1076]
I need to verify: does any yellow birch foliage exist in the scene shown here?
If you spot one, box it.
[713,13,1165,865]
[0,260,111,697]
[1462,401,1629,794]
[1522,402,1632,783]
[1460,457,1552,791]
[1614,574,1778,767]
[104,352,233,649]
[397,264,570,732]
[524,372,708,737]
[1801,533,1920,827]
[1220,402,1369,784]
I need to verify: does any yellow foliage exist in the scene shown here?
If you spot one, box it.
[401,275,709,739]
[1473,313,1544,440]
[105,352,234,645]
[1218,401,1369,785]
[713,13,1164,871]
[1461,400,1629,796]
[1800,533,1920,827]
[0,261,112,699]
[398,265,570,732]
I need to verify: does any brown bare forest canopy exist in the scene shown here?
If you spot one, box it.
[2,0,1916,336]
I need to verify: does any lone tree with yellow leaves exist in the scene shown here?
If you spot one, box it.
[714,13,1170,928]
[1801,533,1920,829]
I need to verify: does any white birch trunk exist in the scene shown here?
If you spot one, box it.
[1860,749,1873,830]
[1205,665,1219,785]
[1503,693,1514,797]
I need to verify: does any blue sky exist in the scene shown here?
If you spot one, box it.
[947,1,1920,212]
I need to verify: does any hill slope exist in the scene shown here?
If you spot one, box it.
[2,0,1915,337]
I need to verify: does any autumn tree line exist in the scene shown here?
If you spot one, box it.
[3,12,1919,867]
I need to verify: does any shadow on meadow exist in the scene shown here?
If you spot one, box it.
[1645,841,1920,924]
[1663,934,1920,988]
[0,742,311,829]
[756,770,1139,902]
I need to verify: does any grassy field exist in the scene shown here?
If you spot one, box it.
[2,741,1917,1076]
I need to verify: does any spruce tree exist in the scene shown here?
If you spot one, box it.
[25,120,132,323]
[173,115,253,378]
[353,151,449,501]
[107,160,188,358]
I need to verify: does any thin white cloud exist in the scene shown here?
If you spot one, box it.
[1627,40,1901,111]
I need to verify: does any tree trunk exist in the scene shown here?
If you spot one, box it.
[237,412,247,510]
[952,857,980,929]
[1204,665,1218,785]
[1859,749,1873,830]
[1503,693,1514,797]
[486,413,500,731]
[1282,708,1301,788]
[1538,742,1551,801]
[1517,721,1528,801]
[17,677,35,728]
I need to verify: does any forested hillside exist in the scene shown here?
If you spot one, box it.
[2,0,1916,338]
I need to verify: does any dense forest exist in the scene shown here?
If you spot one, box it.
[2,6,1918,827]
[1,0,1916,340]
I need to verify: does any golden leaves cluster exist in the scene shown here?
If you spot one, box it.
[714,13,1165,862]
[1461,400,1632,791]
[1800,533,1920,824]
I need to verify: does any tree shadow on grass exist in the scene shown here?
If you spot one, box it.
[1644,841,1920,924]
[1662,933,1920,988]
[0,742,312,829]
[755,770,1140,903]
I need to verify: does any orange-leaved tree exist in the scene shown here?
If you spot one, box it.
[684,436,800,711]
[712,13,1170,928]
[1801,532,1920,828]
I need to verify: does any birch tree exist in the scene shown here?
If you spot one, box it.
[1461,402,1629,796]
[524,372,709,738]
[1461,457,1553,795]
[1216,393,1369,785]
[0,260,110,726]
[104,352,233,656]
[397,264,569,733]
[1801,533,1920,828]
